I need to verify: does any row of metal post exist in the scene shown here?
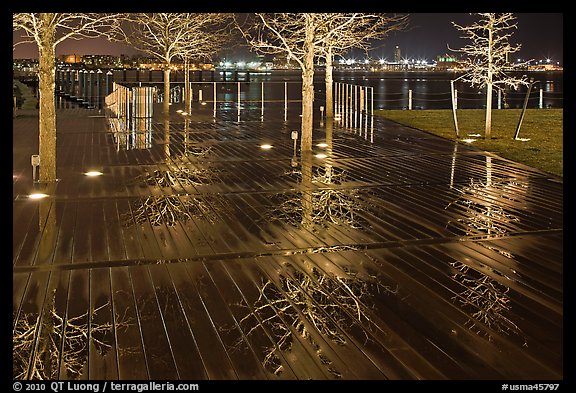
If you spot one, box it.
[56,68,115,108]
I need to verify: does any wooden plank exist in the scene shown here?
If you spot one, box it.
[51,201,77,265]
[182,261,269,379]
[102,200,128,262]
[12,271,52,379]
[128,265,179,380]
[13,203,38,265]
[13,205,41,268]
[204,260,298,380]
[147,264,209,380]
[218,258,330,379]
[60,268,90,380]
[168,262,237,379]
[88,268,119,380]
[110,266,149,380]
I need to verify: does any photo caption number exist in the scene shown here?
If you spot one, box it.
[25,384,46,391]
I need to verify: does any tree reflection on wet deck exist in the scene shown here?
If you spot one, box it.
[12,103,562,380]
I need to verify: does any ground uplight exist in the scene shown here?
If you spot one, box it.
[85,171,103,177]
[29,193,49,200]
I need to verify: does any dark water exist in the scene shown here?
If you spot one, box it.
[245,69,564,110]
[53,68,563,111]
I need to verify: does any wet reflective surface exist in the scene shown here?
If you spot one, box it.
[13,102,562,380]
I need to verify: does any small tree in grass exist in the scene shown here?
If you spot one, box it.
[450,13,530,139]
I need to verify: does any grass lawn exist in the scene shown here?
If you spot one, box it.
[375,109,563,178]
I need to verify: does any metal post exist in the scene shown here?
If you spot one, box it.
[408,89,412,110]
[89,70,94,107]
[354,85,358,127]
[213,81,217,116]
[450,80,460,138]
[454,89,458,110]
[539,88,543,109]
[96,69,102,109]
[284,81,288,114]
[71,70,77,98]
[261,81,264,118]
[514,78,535,139]
[106,71,113,96]
[498,89,501,109]
[370,86,374,116]
[237,81,241,117]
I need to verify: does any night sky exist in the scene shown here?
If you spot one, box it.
[12,13,563,64]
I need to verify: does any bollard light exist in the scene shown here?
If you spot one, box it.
[31,154,40,182]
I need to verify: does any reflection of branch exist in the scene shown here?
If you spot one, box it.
[233,264,397,377]
[450,261,526,345]
[269,167,365,229]
[13,294,132,380]
[445,179,520,237]
[122,195,226,227]
[130,167,220,188]
[183,145,214,159]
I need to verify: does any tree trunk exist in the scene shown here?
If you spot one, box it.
[184,59,191,113]
[485,23,493,140]
[485,82,493,139]
[325,48,334,119]
[163,67,171,118]
[300,17,315,153]
[38,16,57,183]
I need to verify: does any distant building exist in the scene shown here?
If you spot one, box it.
[60,54,82,64]
[394,46,401,63]
[435,54,461,70]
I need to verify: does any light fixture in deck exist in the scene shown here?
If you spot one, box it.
[85,171,103,177]
[260,144,273,150]
[28,193,49,200]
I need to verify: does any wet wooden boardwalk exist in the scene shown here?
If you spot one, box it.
[13,102,563,381]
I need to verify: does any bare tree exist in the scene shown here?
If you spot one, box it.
[316,13,408,119]
[450,13,529,139]
[13,13,118,183]
[108,13,231,118]
[236,13,329,153]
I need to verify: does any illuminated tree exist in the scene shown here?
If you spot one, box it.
[450,13,529,139]
[236,14,326,153]
[13,13,118,183]
[316,13,407,119]
[108,13,231,117]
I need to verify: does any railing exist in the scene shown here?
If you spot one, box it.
[104,83,155,150]
[372,87,563,110]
